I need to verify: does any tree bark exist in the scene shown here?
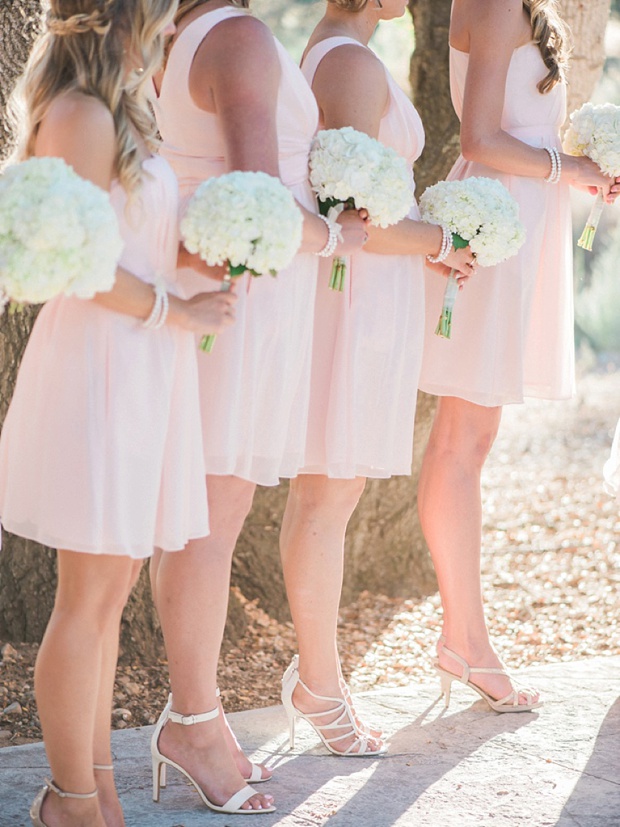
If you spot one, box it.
[560,0,612,116]
[0,0,612,659]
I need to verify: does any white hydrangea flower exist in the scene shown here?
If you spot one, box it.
[419,177,525,267]
[309,127,414,228]
[564,102,620,176]
[180,171,303,276]
[0,156,122,306]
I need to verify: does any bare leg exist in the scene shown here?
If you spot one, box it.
[150,476,273,811]
[418,396,539,704]
[280,474,383,753]
[92,560,143,827]
[34,551,138,827]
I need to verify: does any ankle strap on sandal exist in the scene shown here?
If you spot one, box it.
[46,779,98,800]
[93,764,114,771]
[167,707,219,726]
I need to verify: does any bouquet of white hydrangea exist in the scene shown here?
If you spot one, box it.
[564,102,620,251]
[309,126,414,291]
[181,170,303,351]
[0,156,121,312]
[420,177,526,338]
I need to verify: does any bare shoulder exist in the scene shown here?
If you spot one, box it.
[313,43,388,137]
[466,0,528,52]
[202,13,278,66]
[40,92,115,149]
[36,92,116,188]
[316,42,386,89]
[314,43,388,110]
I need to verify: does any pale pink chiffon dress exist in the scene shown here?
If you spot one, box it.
[0,157,209,557]
[299,37,426,478]
[154,7,319,486]
[419,43,574,406]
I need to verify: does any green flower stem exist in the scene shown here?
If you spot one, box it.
[329,256,347,292]
[199,263,245,354]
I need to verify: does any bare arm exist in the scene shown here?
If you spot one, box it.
[458,0,616,197]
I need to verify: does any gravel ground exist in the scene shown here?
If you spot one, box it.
[1,367,618,747]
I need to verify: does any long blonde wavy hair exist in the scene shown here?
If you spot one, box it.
[175,0,249,25]
[523,0,570,94]
[12,0,178,193]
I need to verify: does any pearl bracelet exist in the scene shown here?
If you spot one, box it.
[317,214,340,258]
[142,282,168,329]
[427,225,452,264]
[543,146,561,184]
[152,288,169,329]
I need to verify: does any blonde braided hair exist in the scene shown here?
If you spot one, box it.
[11,0,177,195]
[46,4,114,37]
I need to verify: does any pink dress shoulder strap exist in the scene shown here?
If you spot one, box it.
[301,36,367,86]
[161,6,247,107]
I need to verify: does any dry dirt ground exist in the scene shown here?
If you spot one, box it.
[1,367,618,747]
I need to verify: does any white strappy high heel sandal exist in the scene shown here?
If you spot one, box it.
[339,675,384,741]
[151,702,275,814]
[436,645,543,713]
[30,779,98,826]
[156,692,271,787]
[281,655,386,757]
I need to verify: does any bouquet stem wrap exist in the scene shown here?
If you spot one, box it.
[319,199,348,292]
[577,190,605,252]
[435,271,459,339]
[435,234,468,340]
[199,264,244,352]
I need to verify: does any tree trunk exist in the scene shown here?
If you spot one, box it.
[0,0,612,659]
[560,0,612,115]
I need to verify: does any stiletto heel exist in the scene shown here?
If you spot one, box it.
[150,701,275,814]
[157,691,270,785]
[439,671,453,707]
[435,645,542,713]
[281,655,386,757]
[285,705,296,750]
[30,780,98,826]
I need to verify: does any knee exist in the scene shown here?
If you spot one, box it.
[429,405,501,470]
[289,476,367,518]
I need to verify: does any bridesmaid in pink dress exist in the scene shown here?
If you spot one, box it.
[148,0,367,810]
[0,1,236,824]
[279,0,473,756]
[418,0,619,712]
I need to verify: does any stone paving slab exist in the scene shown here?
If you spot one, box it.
[0,657,618,827]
